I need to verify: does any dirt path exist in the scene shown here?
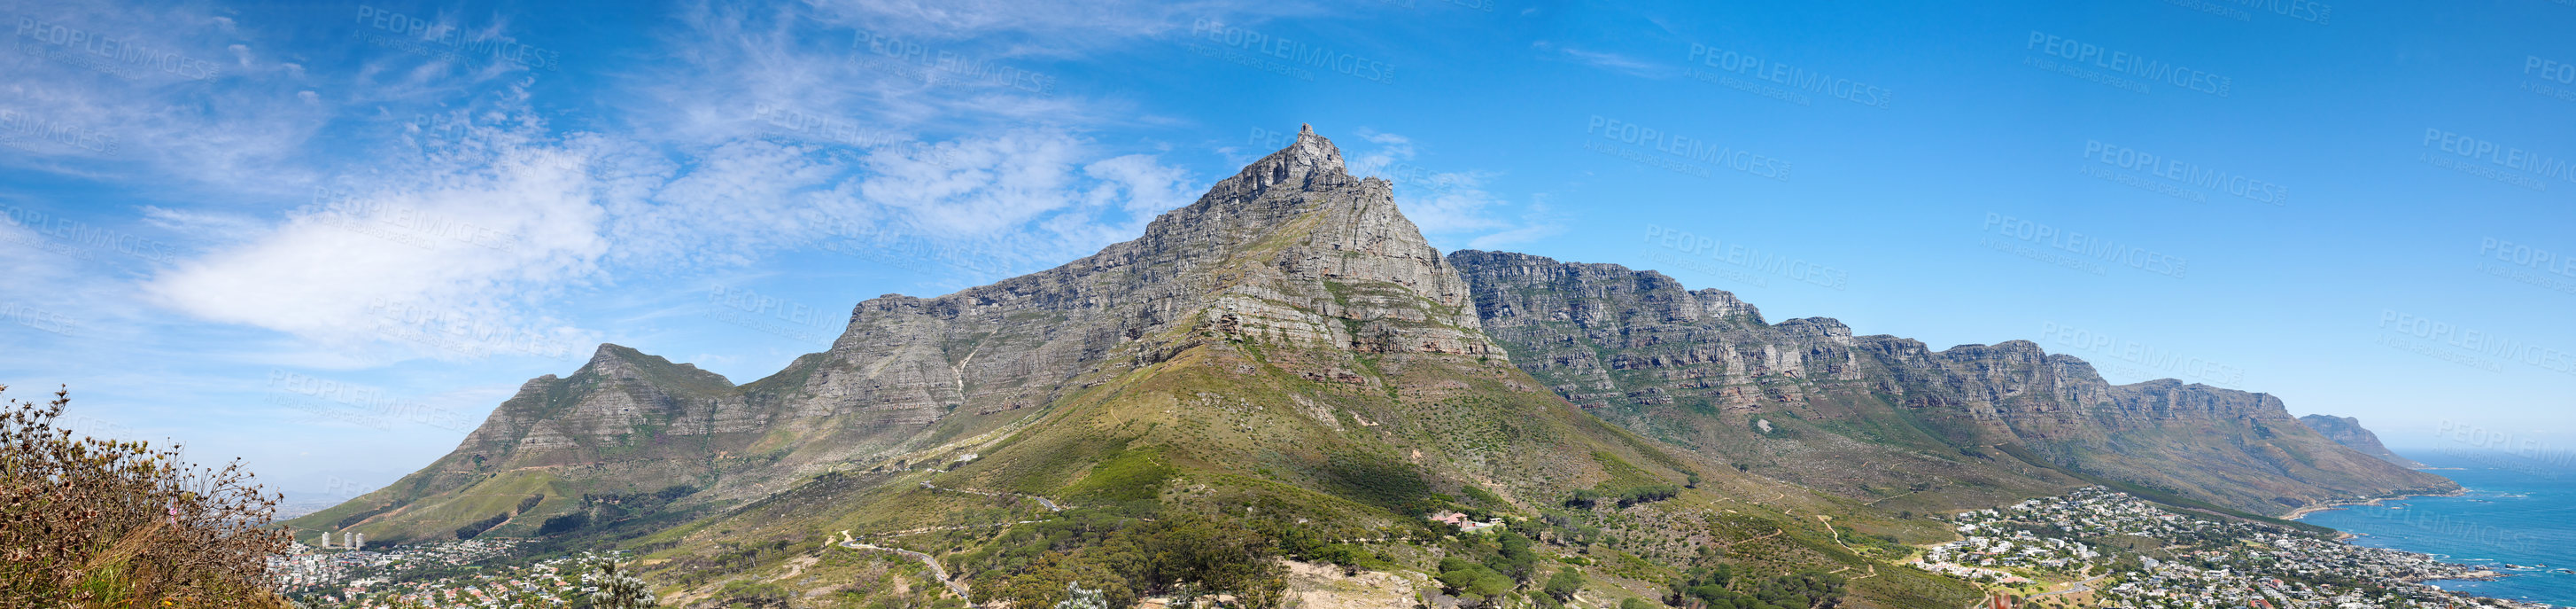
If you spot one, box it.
[843,540,974,605]
[2028,574,2105,599]
[919,481,1065,512]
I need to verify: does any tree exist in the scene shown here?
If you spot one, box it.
[575,554,658,608]
[0,385,293,607]
[1054,582,1107,609]
[1437,558,1516,605]
[1543,567,1585,603]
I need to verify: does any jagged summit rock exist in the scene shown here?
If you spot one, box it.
[1206,121,1351,201]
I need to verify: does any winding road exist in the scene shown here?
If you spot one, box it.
[841,533,974,606]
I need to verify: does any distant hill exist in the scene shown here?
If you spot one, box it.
[2299,414,2429,468]
[1447,250,2457,517]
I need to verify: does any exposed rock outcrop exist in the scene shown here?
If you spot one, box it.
[2300,415,2429,468]
[1449,249,2458,516]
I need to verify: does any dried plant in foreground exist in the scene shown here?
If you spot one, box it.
[0,385,293,608]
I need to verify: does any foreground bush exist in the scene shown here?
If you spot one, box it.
[0,385,292,607]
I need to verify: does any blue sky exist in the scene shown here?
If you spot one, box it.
[2,0,2569,502]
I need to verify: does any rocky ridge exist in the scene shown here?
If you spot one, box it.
[1448,249,2458,517]
[2300,414,2429,469]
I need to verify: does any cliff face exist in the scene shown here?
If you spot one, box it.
[1449,249,2457,516]
[291,128,1672,547]
[2301,415,2429,468]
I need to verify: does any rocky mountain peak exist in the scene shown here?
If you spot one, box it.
[575,343,733,390]
[1205,123,1350,202]
[2300,415,2428,468]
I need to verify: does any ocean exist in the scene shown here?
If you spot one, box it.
[2296,449,2576,607]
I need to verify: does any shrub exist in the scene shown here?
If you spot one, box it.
[538,511,591,535]
[0,385,293,607]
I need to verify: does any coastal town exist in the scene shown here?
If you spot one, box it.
[268,537,583,608]
[1916,487,2552,608]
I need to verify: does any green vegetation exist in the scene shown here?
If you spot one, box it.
[1568,484,1681,508]
[454,512,509,540]
[963,512,1288,609]
[1061,445,1176,502]
[1434,558,1515,605]
[1667,565,1846,609]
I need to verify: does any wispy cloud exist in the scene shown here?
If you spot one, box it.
[1342,129,1558,251]
[1532,41,1664,78]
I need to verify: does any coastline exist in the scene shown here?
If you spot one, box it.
[2285,488,2469,521]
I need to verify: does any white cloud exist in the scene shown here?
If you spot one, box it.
[1532,41,1664,78]
[143,145,609,359]
[1338,129,1556,249]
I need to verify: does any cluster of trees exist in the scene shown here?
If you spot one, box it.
[1432,526,1546,608]
[537,484,702,536]
[1264,524,1379,575]
[1566,484,1681,509]
[454,512,510,540]
[456,493,555,540]
[960,511,1289,609]
[1665,565,1846,609]
[0,386,294,607]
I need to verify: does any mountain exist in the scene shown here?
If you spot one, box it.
[1446,250,2458,518]
[2299,415,2428,468]
[293,127,1986,608]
